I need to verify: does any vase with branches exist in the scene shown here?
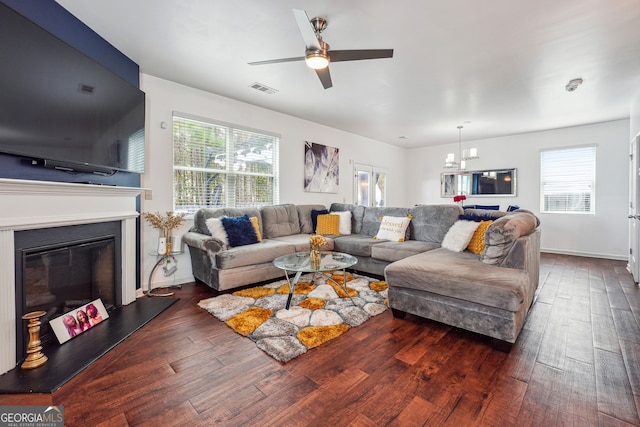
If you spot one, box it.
[142,211,187,254]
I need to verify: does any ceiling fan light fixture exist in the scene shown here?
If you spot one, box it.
[305,49,329,69]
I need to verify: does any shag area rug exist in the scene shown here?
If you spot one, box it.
[198,272,388,362]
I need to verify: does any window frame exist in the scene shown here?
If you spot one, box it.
[172,112,280,215]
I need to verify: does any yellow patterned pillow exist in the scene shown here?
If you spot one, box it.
[316,214,340,235]
[249,216,262,241]
[467,220,492,254]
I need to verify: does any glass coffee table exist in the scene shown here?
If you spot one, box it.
[273,251,358,309]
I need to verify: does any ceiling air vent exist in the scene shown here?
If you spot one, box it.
[249,82,278,95]
[78,84,95,94]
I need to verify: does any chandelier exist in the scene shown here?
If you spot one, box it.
[444,125,479,170]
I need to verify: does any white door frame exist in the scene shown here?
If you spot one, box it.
[629,134,640,283]
[353,163,387,207]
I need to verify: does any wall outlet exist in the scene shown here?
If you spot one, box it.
[144,189,152,200]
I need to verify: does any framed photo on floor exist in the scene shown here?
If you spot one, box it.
[50,298,109,344]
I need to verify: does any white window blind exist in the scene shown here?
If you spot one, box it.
[540,146,596,214]
[173,114,279,215]
[127,128,145,173]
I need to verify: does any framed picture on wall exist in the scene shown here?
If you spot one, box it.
[49,298,109,344]
[304,141,339,193]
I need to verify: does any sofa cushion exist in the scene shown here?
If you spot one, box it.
[361,207,410,237]
[296,204,328,234]
[409,205,462,243]
[192,207,261,236]
[249,216,262,241]
[375,215,412,242]
[441,220,480,252]
[329,203,365,234]
[310,208,329,232]
[205,217,229,246]
[464,204,500,210]
[330,210,352,235]
[371,240,440,263]
[221,214,259,247]
[270,234,335,252]
[260,204,301,238]
[384,248,531,312]
[215,239,294,270]
[481,210,540,265]
[467,220,492,255]
[332,234,384,257]
[316,214,340,235]
[460,208,508,222]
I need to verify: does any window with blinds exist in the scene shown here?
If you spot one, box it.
[173,114,279,215]
[540,146,596,214]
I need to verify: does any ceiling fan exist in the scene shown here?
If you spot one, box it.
[248,9,394,89]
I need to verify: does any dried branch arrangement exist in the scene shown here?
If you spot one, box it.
[142,211,187,231]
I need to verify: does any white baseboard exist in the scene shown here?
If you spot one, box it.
[541,248,627,261]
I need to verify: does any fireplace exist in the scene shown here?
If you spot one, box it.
[0,178,142,375]
[14,222,122,361]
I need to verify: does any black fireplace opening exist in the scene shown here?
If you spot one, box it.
[14,222,122,362]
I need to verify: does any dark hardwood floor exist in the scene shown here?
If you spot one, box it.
[2,253,640,426]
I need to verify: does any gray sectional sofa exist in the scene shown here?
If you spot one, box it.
[183,202,540,348]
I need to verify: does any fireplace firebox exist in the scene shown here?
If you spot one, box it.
[14,222,122,361]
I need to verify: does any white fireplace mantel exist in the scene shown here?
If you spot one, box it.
[0,178,144,375]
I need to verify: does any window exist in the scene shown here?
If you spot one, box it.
[354,163,387,207]
[540,146,595,214]
[173,114,279,215]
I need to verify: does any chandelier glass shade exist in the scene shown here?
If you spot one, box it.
[444,125,479,170]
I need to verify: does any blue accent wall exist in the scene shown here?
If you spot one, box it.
[1,0,143,287]
[0,0,142,186]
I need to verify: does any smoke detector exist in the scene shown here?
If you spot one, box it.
[565,78,583,92]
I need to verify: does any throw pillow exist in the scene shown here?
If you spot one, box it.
[316,214,340,235]
[330,210,352,235]
[205,217,229,246]
[310,209,329,232]
[374,215,412,242]
[221,214,259,247]
[441,220,480,252]
[466,220,492,255]
[473,205,500,210]
[249,216,262,242]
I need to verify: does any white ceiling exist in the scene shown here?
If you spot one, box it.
[55,0,640,148]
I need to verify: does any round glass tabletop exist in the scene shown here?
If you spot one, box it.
[273,251,357,273]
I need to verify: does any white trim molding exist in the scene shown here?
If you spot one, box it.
[0,178,145,375]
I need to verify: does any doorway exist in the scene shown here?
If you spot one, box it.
[353,163,387,207]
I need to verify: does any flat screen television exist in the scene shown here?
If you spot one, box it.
[0,2,145,175]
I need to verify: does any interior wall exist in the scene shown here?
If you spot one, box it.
[139,74,408,288]
[406,120,630,259]
[632,93,640,140]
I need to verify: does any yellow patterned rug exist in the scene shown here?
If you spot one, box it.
[198,272,388,362]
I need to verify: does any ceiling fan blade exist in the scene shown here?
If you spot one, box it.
[292,9,321,50]
[248,56,305,66]
[329,49,394,62]
[315,67,332,89]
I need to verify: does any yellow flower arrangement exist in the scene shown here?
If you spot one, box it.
[309,234,327,270]
[309,234,328,248]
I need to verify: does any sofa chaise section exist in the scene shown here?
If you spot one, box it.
[385,210,541,348]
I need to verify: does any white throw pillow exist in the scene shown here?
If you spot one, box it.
[441,220,481,252]
[205,217,229,246]
[330,210,352,235]
[375,216,412,242]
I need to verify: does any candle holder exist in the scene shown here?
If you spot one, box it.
[21,310,48,369]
